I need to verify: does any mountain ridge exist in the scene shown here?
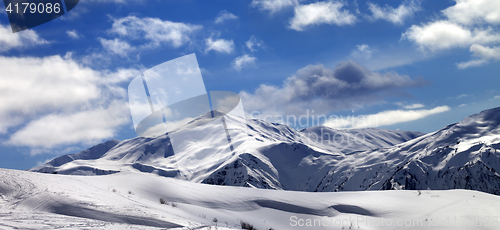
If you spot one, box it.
[30,107,500,194]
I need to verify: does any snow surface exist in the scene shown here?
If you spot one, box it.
[6,107,500,229]
[2,168,500,229]
[30,112,424,192]
[31,107,500,195]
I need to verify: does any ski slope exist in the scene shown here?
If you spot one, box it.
[2,168,500,229]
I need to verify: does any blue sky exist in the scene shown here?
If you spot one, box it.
[0,0,499,170]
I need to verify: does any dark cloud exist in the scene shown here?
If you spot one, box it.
[241,60,428,117]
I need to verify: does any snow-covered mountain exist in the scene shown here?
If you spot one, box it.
[316,106,500,194]
[31,107,500,195]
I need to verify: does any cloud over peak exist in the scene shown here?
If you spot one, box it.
[242,60,427,117]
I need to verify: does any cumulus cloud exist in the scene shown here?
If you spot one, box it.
[367,0,420,25]
[403,0,500,67]
[8,101,129,149]
[241,61,428,118]
[289,1,356,31]
[109,16,202,49]
[232,54,256,71]
[0,54,139,151]
[66,30,80,39]
[442,0,500,26]
[215,10,238,24]
[0,23,48,52]
[246,36,264,52]
[324,106,450,129]
[251,0,300,13]
[205,35,234,54]
[403,20,500,51]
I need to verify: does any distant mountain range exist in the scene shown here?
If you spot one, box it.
[31,107,500,195]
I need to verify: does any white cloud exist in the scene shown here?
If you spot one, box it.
[351,43,372,59]
[8,101,129,149]
[367,0,420,25]
[442,0,500,26]
[66,30,80,39]
[246,36,264,52]
[470,44,500,59]
[232,54,256,71]
[0,23,48,52]
[289,1,356,31]
[242,61,427,118]
[109,16,202,49]
[205,35,234,54]
[494,95,500,100]
[99,38,134,57]
[0,54,139,150]
[215,10,238,24]
[457,59,488,69]
[403,103,425,109]
[403,0,500,67]
[403,20,500,51]
[324,106,450,129]
[251,0,300,13]
[457,44,500,68]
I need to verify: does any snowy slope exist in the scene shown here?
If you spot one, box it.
[30,107,500,194]
[3,168,500,230]
[315,107,500,194]
[30,114,422,190]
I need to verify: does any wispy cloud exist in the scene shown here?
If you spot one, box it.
[367,0,420,25]
[403,103,425,109]
[246,36,264,52]
[324,106,450,129]
[99,38,134,57]
[66,30,80,39]
[351,44,373,59]
[215,10,238,24]
[109,16,202,49]
[251,0,300,13]
[457,44,500,68]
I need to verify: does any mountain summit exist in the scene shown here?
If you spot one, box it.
[31,107,500,194]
